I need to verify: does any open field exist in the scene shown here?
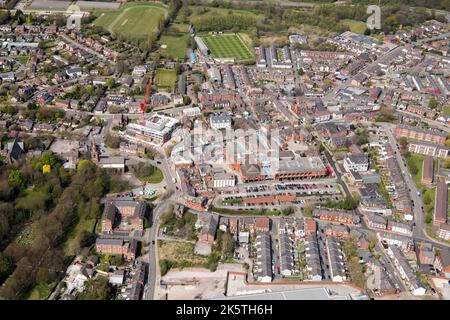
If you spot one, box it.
[444,105,450,117]
[159,34,189,60]
[342,19,367,34]
[92,2,168,39]
[189,5,264,24]
[158,240,208,266]
[202,34,253,60]
[155,68,177,92]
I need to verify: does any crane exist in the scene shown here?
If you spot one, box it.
[140,77,152,125]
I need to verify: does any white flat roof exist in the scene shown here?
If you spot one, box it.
[213,287,350,300]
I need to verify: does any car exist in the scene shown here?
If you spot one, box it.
[156,161,161,164]
[152,240,155,245]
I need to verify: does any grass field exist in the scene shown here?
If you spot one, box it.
[155,68,177,92]
[189,6,264,24]
[444,105,450,117]
[147,167,164,184]
[158,240,208,266]
[202,34,253,60]
[92,3,168,39]
[342,19,367,34]
[159,34,189,60]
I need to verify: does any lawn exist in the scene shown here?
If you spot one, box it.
[202,34,253,61]
[147,167,164,184]
[155,68,177,92]
[159,34,189,60]
[342,19,367,34]
[158,240,208,267]
[444,105,450,117]
[407,154,425,188]
[92,3,168,39]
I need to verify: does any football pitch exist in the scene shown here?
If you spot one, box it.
[92,3,168,39]
[202,34,253,61]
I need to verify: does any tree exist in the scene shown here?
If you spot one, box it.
[428,97,438,109]
[104,133,121,149]
[105,78,116,89]
[221,232,234,258]
[8,169,23,187]
[78,277,112,300]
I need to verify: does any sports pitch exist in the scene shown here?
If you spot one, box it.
[202,34,253,61]
[92,3,167,39]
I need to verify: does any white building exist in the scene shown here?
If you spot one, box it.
[210,112,231,130]
[213,172,236,188]
[125,113,180,145]
[182,106,201,117]
[343,155,369,172]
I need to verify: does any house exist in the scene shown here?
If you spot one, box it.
[255,233,272,282]
[4,138,25,164]
[279,232,294,276]
[388,245,426,295]
[254,217,270,233]
[95,238,137,261]
[421,156,434,187]
[326,237,347,282]
[434,248,450,278]
[198,214,218,245]
[313,208,360,225]
[387,220,413,236]
[304,234,322,281]
[210,112,231,130]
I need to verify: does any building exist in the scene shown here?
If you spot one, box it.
[254,217,270,233]
[98,157,125,174]
[125,113,180,145]
[395,124,447,145]
[437,223,450,241]
[255,233,272,282]
[210,112,231,130]
[313,208,360,225]
[279,233,294,276]
[304,234,322,281]
[388,245,426,295]
[326,237,347,282]
[101,200,147,237]
[275,157,328,180]
[408,141,449,159]
[198,214,218,245]
[194,36,209,56]
[434,182,448,226]
[95,238,137,260]
[421,156,434,187]
[4,138,24,164]
[213,172,236,188]
[343,155,369,172]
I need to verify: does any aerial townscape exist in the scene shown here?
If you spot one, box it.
[0,0,449,303]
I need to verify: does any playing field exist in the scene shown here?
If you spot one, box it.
[155,68,177,92]
[202,34,253,61]
[92,3,168,39]
[159,34,189,60]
